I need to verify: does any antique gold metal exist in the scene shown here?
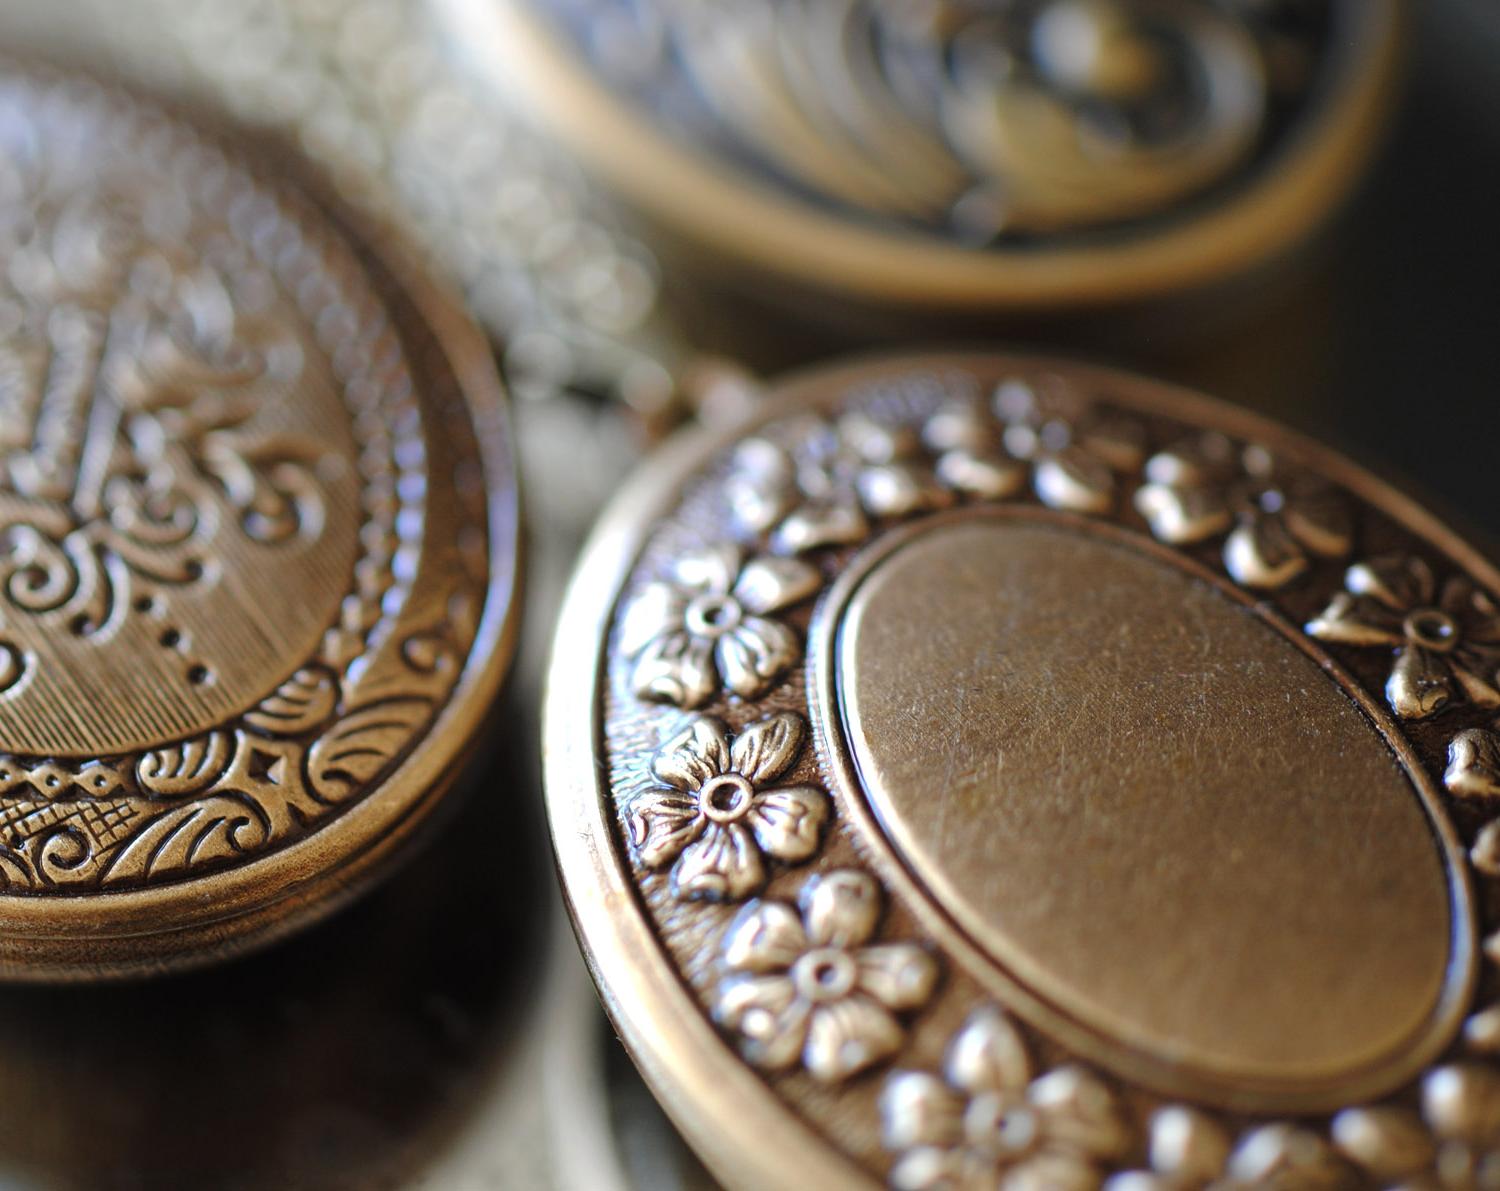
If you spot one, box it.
[547,352,1500,1188]
[444,0,1403,310]
[0,60,520,980]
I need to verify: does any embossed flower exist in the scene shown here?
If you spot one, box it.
[880,1006,1130,1191]
[921,397,1028,501]
[993,378,1146,515]
[1134,434,1352,589]
[725,413,947,554]
[625,713,828,901]
[1333,1067,1500,1188]
[1117,1110,1347,1189]
[714,869,937,1082]
[1448,728,1500,804]
[620,544,821,708]
[1306,556,1500,720]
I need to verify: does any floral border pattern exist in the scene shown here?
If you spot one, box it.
[601,364,1500,1187]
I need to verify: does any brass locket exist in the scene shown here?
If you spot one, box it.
[0,59,521,978]
[547,350,1498,1190]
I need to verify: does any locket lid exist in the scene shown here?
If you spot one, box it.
[547,350,1500,1188]
[0,61,521,979]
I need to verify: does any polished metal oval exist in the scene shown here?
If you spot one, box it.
[831,511,1468,1104]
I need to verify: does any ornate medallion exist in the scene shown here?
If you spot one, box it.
[0,62,520,978]
[547,353,1500,1188]
[443,0,1401,309]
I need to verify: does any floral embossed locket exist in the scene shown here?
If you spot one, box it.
[547,351,1500,1189]
[0,61,521,979]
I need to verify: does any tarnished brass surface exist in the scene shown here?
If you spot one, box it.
[442,0,1402,310]
[548,352,1500,1188]
[0,61,520,979]
[836,513,1461,1104]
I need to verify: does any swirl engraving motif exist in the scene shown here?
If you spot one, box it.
[0,66,486,894]
[545,0,1326,239]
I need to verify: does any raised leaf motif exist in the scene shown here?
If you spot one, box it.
[306,698,432,801]
[137,732,234,797]
[243,667,339,737]
[100,795,269,886]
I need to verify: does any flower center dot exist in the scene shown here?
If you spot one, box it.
[1256,487,1287,515]
[791,948,857,1003]
[685,593,743,638]
[1405,608,1459,652]
[965,1093,1040,1159]
[700,774,754,824]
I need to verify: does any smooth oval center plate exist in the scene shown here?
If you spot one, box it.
[835,515,1465,1097]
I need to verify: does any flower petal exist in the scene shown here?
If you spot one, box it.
[1149,1105,1230,1183]
[730,712,807,785]
[733,556,821,615]
[1028,1066,1130,1162]
[1305,593,1404,647]
[1330,1106,1432,1180]
[726,478,795,538]
[624,790,704,868]
[1446,729,1500,801]
[1142,435,1234,487]
[1080,415,1146,473]
[731,436,795,484]
[674,822,766,901]
[888,1145,973,1191]
[804,994,903,1081]
[1387,646,1454,719]
[722,898,808,973]
[1422,1063,1500,1143]
[726,440,796,534]
[1452,644,1500,709]
[748,785,829,864]
[923,400,994,453]
[1224,514,1306,589]
[631,633,719,709]
[858,463,945,519]
[772,501,867,554]
[674,544,741,595]
[801,869,881,949]
[936,447,1026,500]
[839,412,914,464]
[1134,482,1232,546]
[993,377,1043,427]
[716,616,800,699]
[1227,1123,1344,1187]
[714,973,809,1072]
[857,944,937,1013]
[1472,821,1500,878]
[945,1005,1032,1098]
[1001,1152,1102,1191]
[879,1072,967,1150]
[618,582,687,657]
[1346,555,1435,611]
[1445,578,1500,644]
[1034,448,1114,515]
[651,716,731,790]
[1283,486,1352,559]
